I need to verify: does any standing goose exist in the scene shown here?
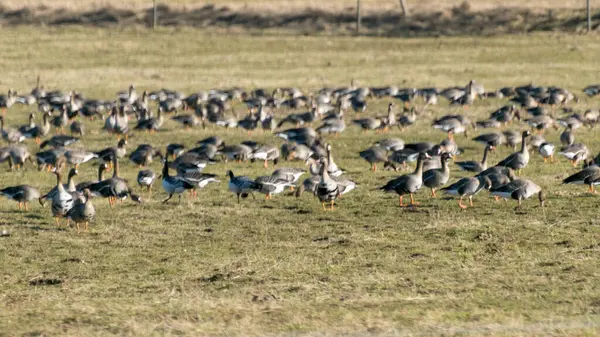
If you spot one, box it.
[50,166,75,226]
[161,156,195,204]
[441,175,492,209]
[472,132,506,147]
[560,126,575,147]
[562,163,600,193]
[250,144,280,168]
[137,169,158,193]
[255,175,295,200]
[64,149,98,169]
[379,152,428,207]
[538,142,555,163]
[179,171,219,198]
[0,185,40,211]
[325,144,343,177]
[51,105,70,134]
[66,189,95,233]
[352,116,382,132]
[422,153,451,197]
[315,159,340,210]
[559,143,589,167]
[76,164,108,192]
[95,139,127,169]
[271,167,306,189]
[496,131,531,174]
[359,145,390,172]
[134,107,164,133]
[227,170,262,203]
[491,179,545,208]
[89,153,138,206]
[456,144,494,173]
[23,112,51,144]
[40,168,78,205]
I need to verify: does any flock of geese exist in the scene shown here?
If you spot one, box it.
[1,78,600,231]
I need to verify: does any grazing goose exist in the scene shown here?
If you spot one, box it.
[359,145,390,171]
[64,149,98,169]
[283,143,313,161]
[456,144,494,173]
[170,152,210,174]
[8,145,32,170]
[375,138,404,151]
[431,116,467,139]
[275,127,317,146]
[66,189,95,233]
[166,143,185,159]
[129,144,163,168]
[49,167,75,226]
[35,148,65,172]
[218,144,253,163]
[271,167,306,188]
[491,179,545,208]
[22,112,51,144]
[161,157,194,204]
[379,152,428,207]
[250,144,280,168]
[560,127,575,149]
[502,130,521,150]
[171,114,199,129]
[562,163,600,193]
[227,170,262,203]
[137,169,158,192]
[39,135,79,149]
[69,121,85,136]
[398,107,418,130]
[316,117,345,136]
[0,185,40,211]
[134,107,164,133]
[423,153,451,197]
[0,116,25,143]
[538,142,555,163]
[315,159,340,210]
[178,171,219,197]
[255,175,295,200]
[352,117,382,132]
[277,106,318,128]
[559,143,589,167]
[496,131,531,174]
[442,175,492,209]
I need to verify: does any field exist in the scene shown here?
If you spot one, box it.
[2,27,600,336]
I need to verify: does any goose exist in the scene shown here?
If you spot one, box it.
[275,127,317,146]
[559,143,589,167]
[51,106,70,134]
[449,80,476,107]
[0,89,17,113]
[0,185,40,211]
[378,152,428,207]
[325,144,344,177]
[456,144,494,173]
[18,114,36,136]
[359,145,389,171]
[432,116,467,139]
[170,152,210,174]
[496,131,531,174]
[40,168,78,205]
[113,107,129,139]
[295,174,357,198]
[118,85,138,106]
[249,144,280,168]
[272,167,306,184]
[35,148,65,172]
[277,107,319,128]
[282,143,313,161]
[379,102,397,130]
[227,170,262,203]
[375,138,404,151]
[64,149,98,169]
[441,175,492,209]
[491,179,545,208]
[584,84,600,97]
[398,107,418,130]
[171,114,199,129]
[352,117,381,132]
[66,189,95,233]
[315,158,340,210]
[393,88,418,107]
[8,145,32,170]
[529,135,546,150]
[538,142,555,163]
[316,118,345,135]
[0,116,25,143]
[134,107,163,133]
[95,139,127,168]
[525,115,556,133]
[198,136,225,148]
[502,130,522,150]
[161,156,195,204]
[22,112,51,144]
[69,121,84,136]
[166,144,185,159]
[560,127,575,147]
[422,153,451,197]
[129,144,163,167]
[255,175,295,200]
[563,163,600,193]
[218,144,253,163]
[76,164,108,192]
[49,166,75,226]
[89,153,138,206]
[387,148,420,170]
[178,171,219,197]
[137,169,158,192]
[39,135,79,149]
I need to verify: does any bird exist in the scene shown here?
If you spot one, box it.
[178,171,219,198]
[49,165,75,226]
[379,152,428,207]
[0,116,25,143]
[315,158,340,210]
[255,175,295,200]
[562,163,600,193]
[422,153,451,197]
[64,149,98,169]
[442,175,492,209]
[496,131,531,174]
[137,169,158,193]
[456,144,494,173]
[226,170,262,203]
[66,189,95,233]
[0,185,40,211]
[491,179,545,209]
[359,145,390,172]
[559,143,589,167]
[538,142,555,163]
[249,144,280,168]
[39,135,79,149]
[161,156,195,204]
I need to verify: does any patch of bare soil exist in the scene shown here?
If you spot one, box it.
[0,3,598,35]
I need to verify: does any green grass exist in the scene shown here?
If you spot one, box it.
[2,27,600,336]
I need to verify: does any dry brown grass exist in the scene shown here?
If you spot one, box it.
[4,0,592,13]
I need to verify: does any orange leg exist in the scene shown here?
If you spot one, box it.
[469,196,474,207]
[431,189,437,197]
[458,196,467,209]
[399,196,406,207]
[409,193,420,206]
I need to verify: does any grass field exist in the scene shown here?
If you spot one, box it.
[2,27,600,336]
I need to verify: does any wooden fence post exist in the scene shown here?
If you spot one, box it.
[153,0,158,30]
[356,0,362,34]
[399,0,409,17]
